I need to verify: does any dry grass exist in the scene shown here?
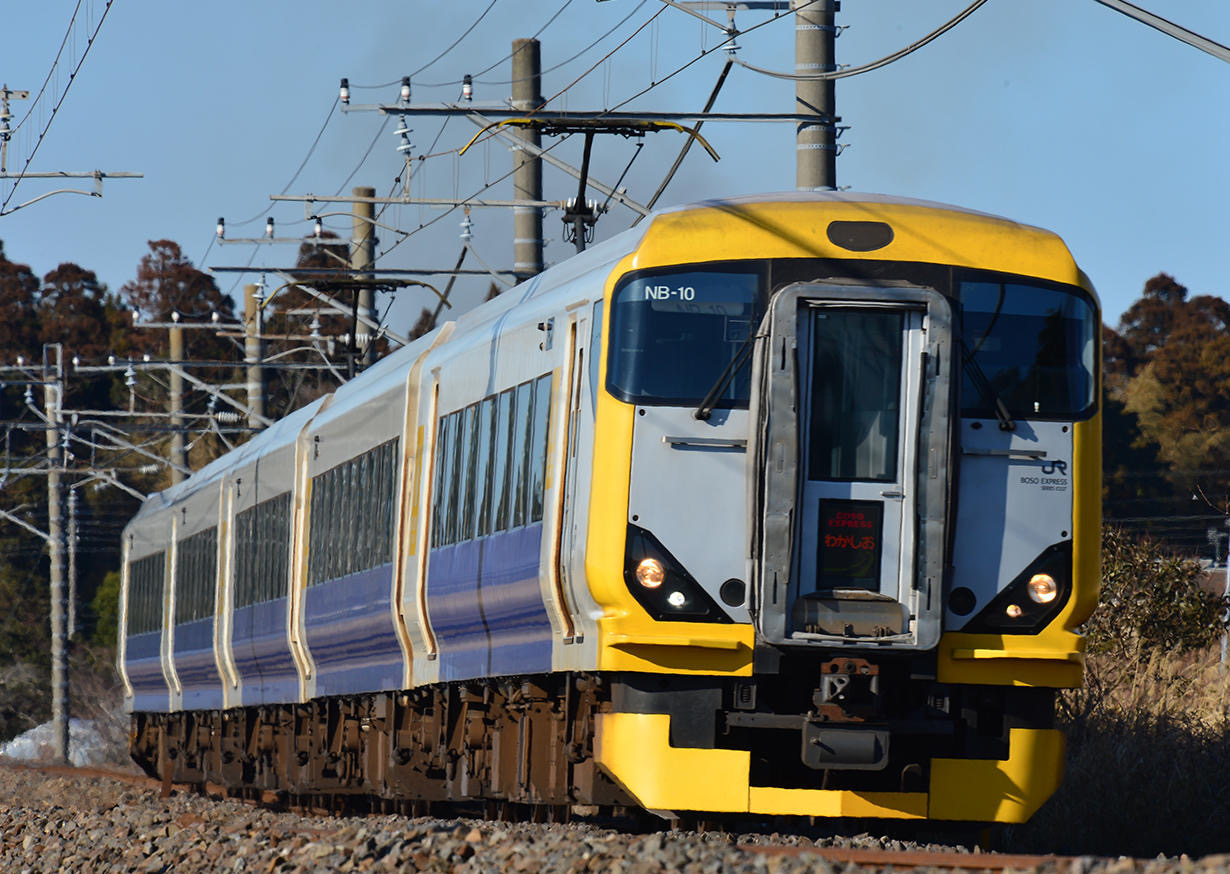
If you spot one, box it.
[1005,648,1230,858]
[68,646,131,766]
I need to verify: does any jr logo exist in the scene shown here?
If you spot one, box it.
[1040,459,1068,476]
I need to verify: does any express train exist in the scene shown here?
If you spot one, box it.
[119,191,1100,823]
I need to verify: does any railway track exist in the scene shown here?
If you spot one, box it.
[0,759,1093,871]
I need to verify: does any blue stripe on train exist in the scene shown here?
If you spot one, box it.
[172,617,223,711]
[427,523,552,682]
[233,597,300,705]
[304,563,403,697]
[126,630,170,712]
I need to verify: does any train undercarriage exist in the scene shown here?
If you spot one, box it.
[131,658,1058,820]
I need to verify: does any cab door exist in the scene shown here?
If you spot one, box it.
[753,283,952,651]
[792,305,923,638]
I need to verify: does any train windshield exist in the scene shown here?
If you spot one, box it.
[959,279,1097,419]
[607,267,763,407]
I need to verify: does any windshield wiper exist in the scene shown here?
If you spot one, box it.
[694,332,763,421]
[961,341,1015,431]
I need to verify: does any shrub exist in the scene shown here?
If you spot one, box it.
[1082,526,1228,658]
[89,570,120,647]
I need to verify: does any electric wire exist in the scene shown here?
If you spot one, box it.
[538,5,667,108]
[0,0,115,215]
[334,115,392,196]
[412,0,501,78]
[604,0,821,112]
[375,135,571,262]
[729,0,991,81]
[228,97,340,229]
[412,0,646,89]
[471,0,649,86]
[10,0,84,136]
[421,0,579,86]
[443,0,810,163]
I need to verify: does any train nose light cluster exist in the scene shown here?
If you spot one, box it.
[636,558,665,589]
[1027,573,1059,604]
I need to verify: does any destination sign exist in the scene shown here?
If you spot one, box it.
[817,500,884,590]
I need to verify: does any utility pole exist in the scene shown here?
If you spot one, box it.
[168,319,186,484]
[0,84,29,175]
[43,345,69,764]
[351,186,377,367]
[243,284,266,426]
[67,489,77,639]
[511,38,545,282]
[794,0,837,190]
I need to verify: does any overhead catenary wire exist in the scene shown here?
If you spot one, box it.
[412,0,502,79]
[333,115,392,197]
[471,0,650,87]
[728,0,991,81]
[418,0,580,87]
[0,0,115,215]
[226,97,341,231]
[10,0,84,137]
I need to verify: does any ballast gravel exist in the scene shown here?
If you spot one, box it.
[0,762,1211,873]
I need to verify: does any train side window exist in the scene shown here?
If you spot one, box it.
[492,389,514,532]
[235,508,249,605]
[307,481,322,584]
[446,412,464,546]
[376,440,396,565]
[355,456,367,572]
[319,470,334,582]
[529,374,551,523]
[431,417,447,549]
[510,381,534,528]
[317,468,331,581]
[589,300,603,408]
[459,404,478,543]
[261,498,271,598]
[473,397,495,538]
[174,527,216,625]
[128,552,165,636]
[241,491,292,603]
[258,497,270,603]
[277,491,291,597]
[344,460,356,575]
[327,467,342,579]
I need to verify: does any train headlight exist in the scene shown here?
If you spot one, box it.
[1027,573,1058,604]
[960,541,1072,635]
[623,524,731,623]
[636,558,665,589]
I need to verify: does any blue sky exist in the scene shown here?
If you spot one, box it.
[1,0,1227,338]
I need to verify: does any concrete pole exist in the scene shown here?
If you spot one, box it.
[67,488,77,639]
[169,323,186,485]
[794,0,837,190]
[511,38,544,283]
[352,186,377,367]
[43,346,69,763]
[243,284,266,426]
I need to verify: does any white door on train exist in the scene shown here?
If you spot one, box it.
[791,304,924,638]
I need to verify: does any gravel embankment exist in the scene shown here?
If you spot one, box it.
[0,761,1210,873]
